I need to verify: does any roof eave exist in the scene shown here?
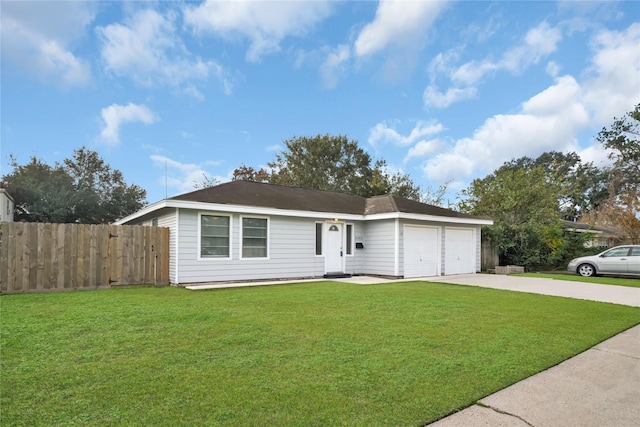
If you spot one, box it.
[113,199,170,224]
[115,199,493,225]
[365,211,493,225]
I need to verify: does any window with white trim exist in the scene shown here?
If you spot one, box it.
[346,224,353,255]
[200,215,230,258]
[242,217,268,258]
[315,222,323,255]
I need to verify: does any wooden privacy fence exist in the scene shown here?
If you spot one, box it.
[481,239,499,271]
[0,222,169,294]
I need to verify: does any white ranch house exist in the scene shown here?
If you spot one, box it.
[115,181,493,285]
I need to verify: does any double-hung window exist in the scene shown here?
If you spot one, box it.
[200,214,230,258]
[242,217,268,258]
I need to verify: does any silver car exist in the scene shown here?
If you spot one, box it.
[568,245,640,277]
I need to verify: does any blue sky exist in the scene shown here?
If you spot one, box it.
[2,1,639,205]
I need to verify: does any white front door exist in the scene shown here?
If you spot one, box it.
[325,223,344,273]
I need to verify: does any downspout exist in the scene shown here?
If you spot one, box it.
[174,208,180,285]
[394,218,400,277]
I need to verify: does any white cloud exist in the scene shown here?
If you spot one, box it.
[422,22,639,188]
[577,144,613,169]
[150,155,226,195]
[510,21,562,70]
[450,61,497,86]
[423,75,589,183]
[451,21,562,86]
[582,23,640,124]
[98,9,230,96]
[427,49,462,81]
[100,103,158,146]
[183,0,333,62]
[320,44,351,89]
[423,21,563,110]
[404,139,443,162]
[424,149,476,185]
[354,0,447,57]
[369,120,444,147]
[545,61,561,77]
[423,85,477,109]
[1,1,94,87]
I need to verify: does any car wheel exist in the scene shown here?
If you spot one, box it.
[577,264,595,277]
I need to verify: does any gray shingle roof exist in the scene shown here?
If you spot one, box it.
[170,180,483,220]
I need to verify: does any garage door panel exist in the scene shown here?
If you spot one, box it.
[404,226,439,278]
[445,228,475,275]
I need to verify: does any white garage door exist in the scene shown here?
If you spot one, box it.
[445,228,475,275]
[404,226,439,278]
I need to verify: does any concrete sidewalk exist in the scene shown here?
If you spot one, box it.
[430,324,640,427]
[424,274,640,426]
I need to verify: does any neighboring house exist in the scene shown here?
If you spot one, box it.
[563,220,621,248]
[0,189,14,223]
[115,181,493,285]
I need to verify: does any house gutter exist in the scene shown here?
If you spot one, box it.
[115,199,493,226]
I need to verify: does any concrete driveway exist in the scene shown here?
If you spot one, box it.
[425,273,640,307]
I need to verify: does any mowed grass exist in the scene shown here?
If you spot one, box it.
[2,282,639,426]
[517,272,640,288]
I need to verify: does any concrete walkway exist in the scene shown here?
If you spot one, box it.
[334,273,640,307]
[187,273,640,426]
[187,273,640,307]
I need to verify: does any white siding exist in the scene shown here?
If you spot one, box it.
[158,211,178,283]
[360,219,397,277]
[348,222,365,275]
[0,190,14,223]
[176,211,327,283]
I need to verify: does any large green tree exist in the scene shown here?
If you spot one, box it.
[2,157,76,223]
[264,134,422,200]
[2,147,147,223]
[459,166,572,268]
[590,103,640,242]
[597,103,640,192]
[231,164,270,183]
[497,151,609,221]
[268,134,375,196]
[369,159,423,201]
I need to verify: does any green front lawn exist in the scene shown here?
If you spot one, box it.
[2,282,639,426]
[516,272,640,288]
